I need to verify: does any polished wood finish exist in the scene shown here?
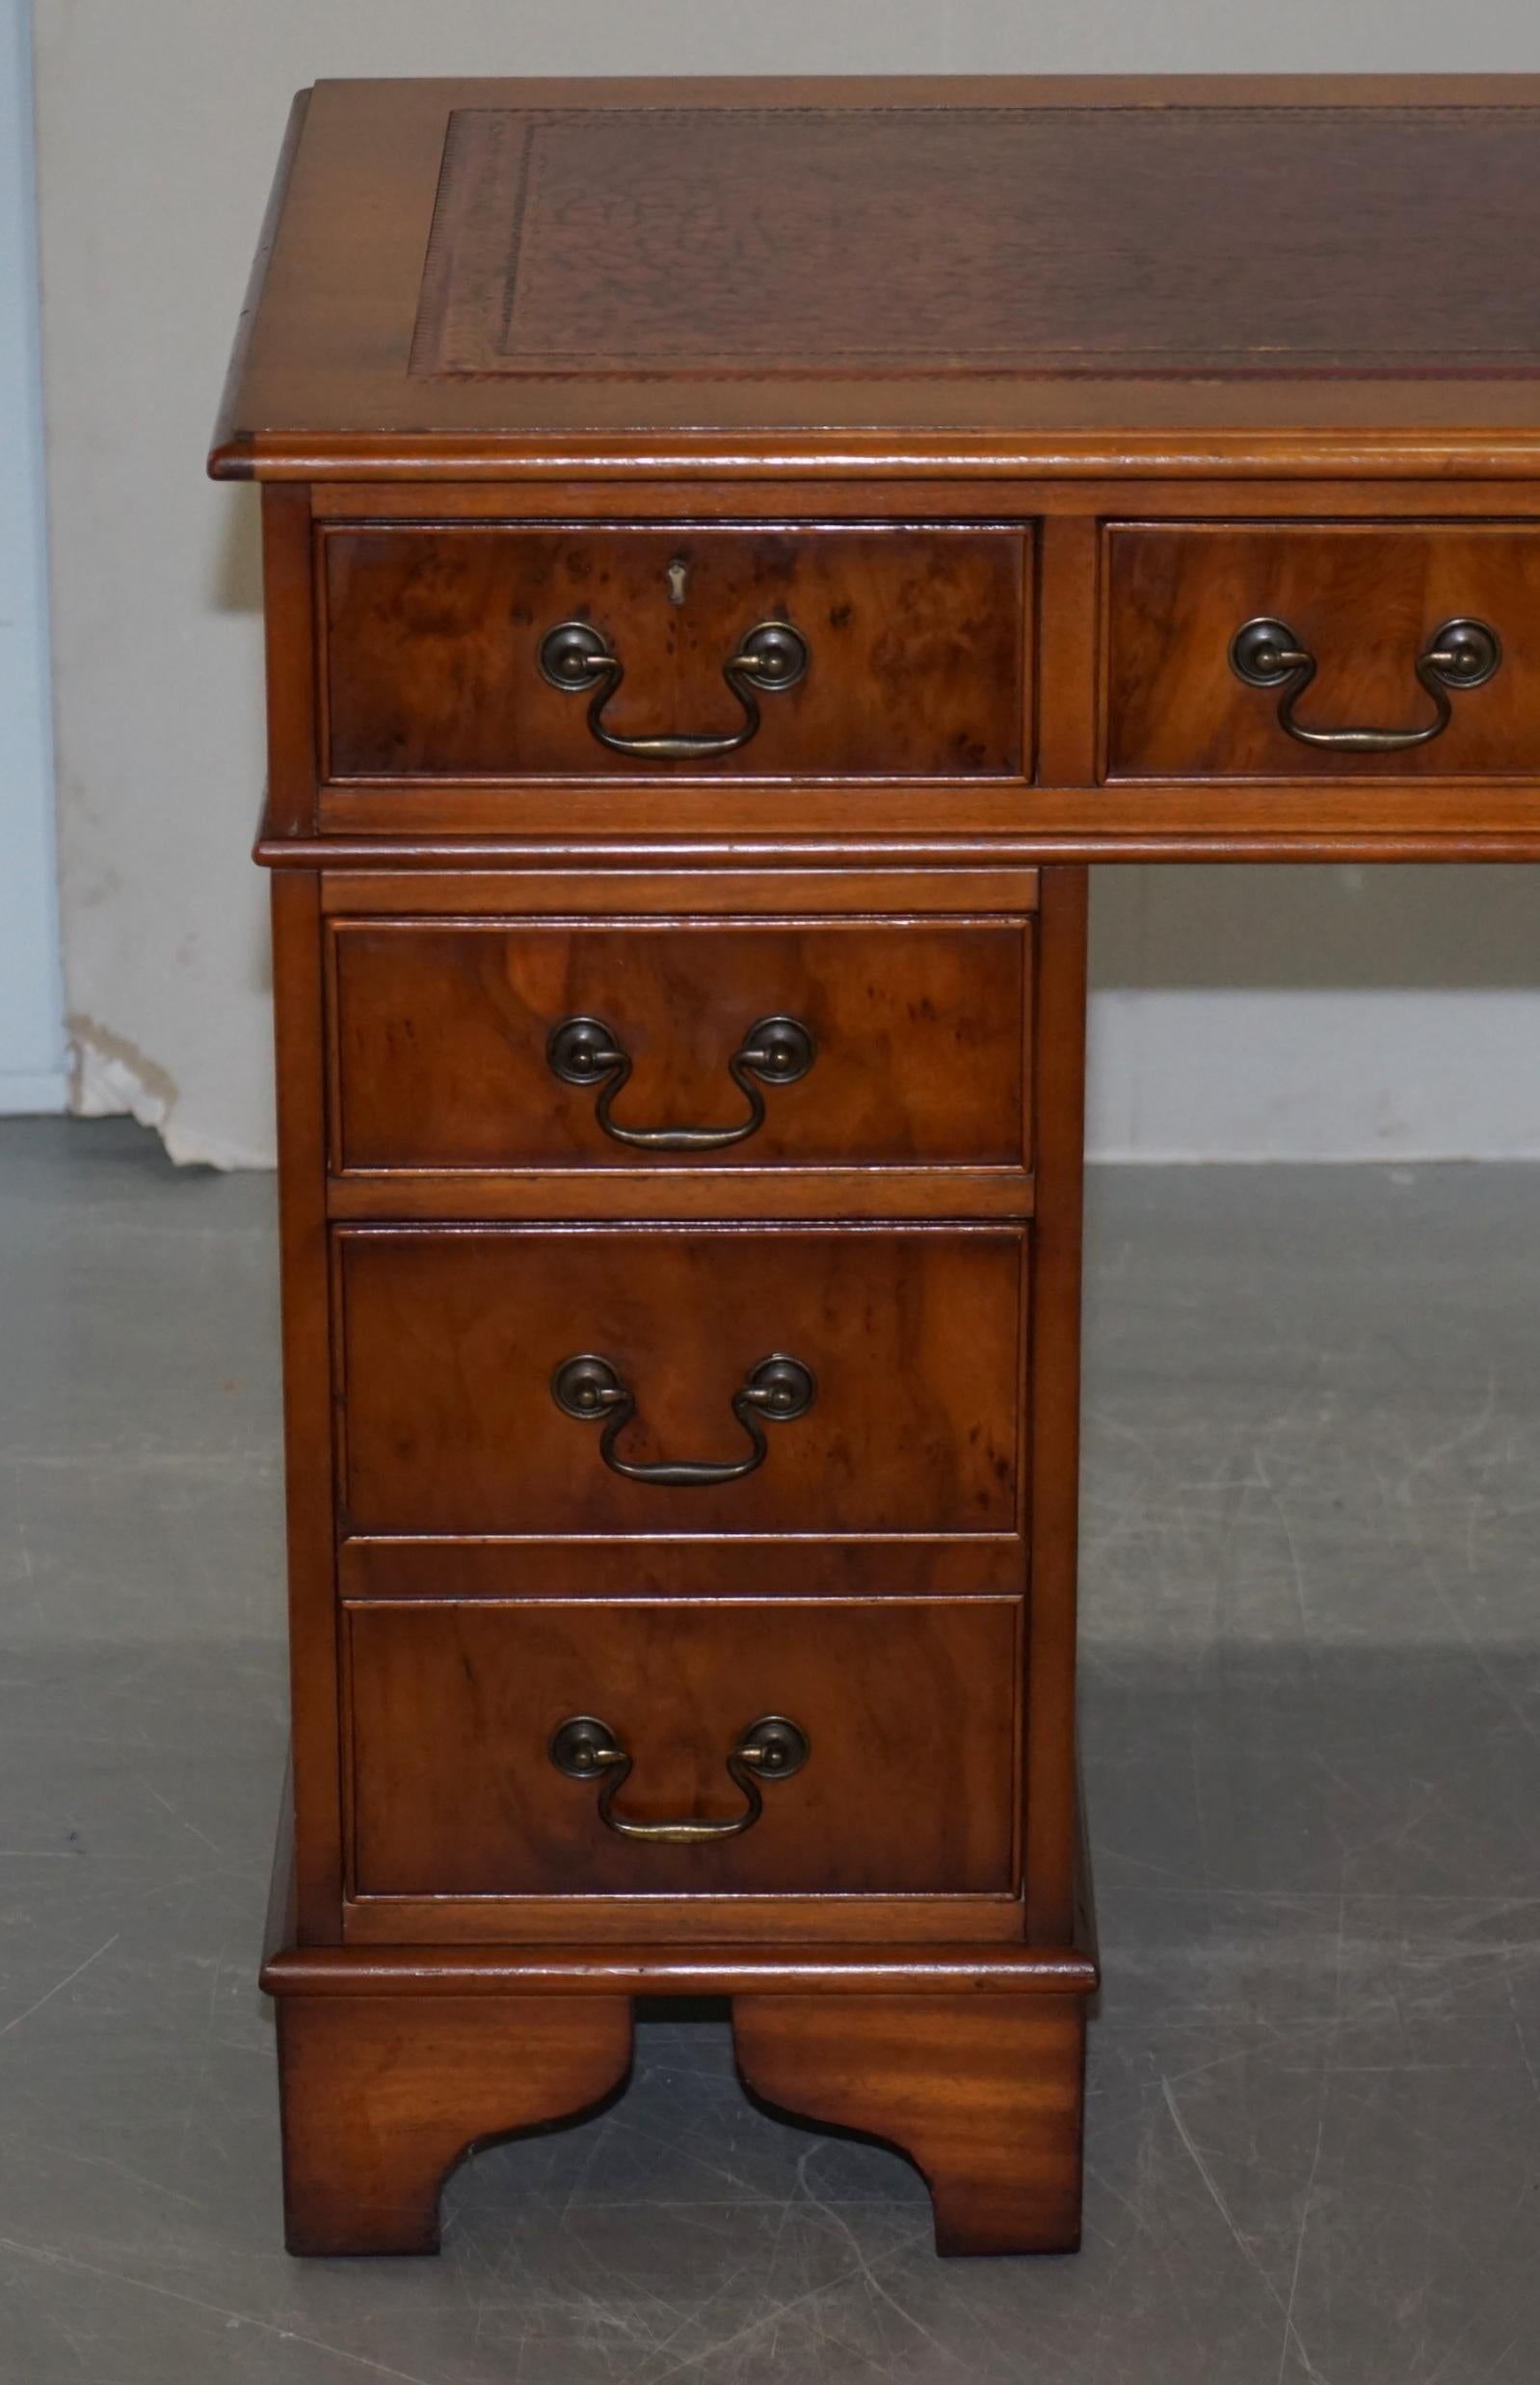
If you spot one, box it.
[269,872,343,1940]
[226,78,1525,2260]
[342,1890,1029,1951]
[276,1993,632,2254]
[1023,866,1089,1944]
[264,1937,1100,1998]
[733,1994,1085,2255]
[249,465,1540,852]
[1105,522,1540,780]
[261,489,320,839]
[328,915,1032,1176]
[322,524,1027,782]
[334,1224,1027,1544]
[330,1174,1033,1226]
[343,1598,1018,1901]
[212,75,1540,479]
[339,1532,1021,1603]
[269,1942,1091,2253]
[318,862,1044,914]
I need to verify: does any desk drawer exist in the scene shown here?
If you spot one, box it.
[334,1223,1025,1542]
[320,523,1028,782]
[328,915,1031,1176]
[345,1599,1018,1900]
[1104,523,1540,781]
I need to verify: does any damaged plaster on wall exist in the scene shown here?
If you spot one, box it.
[68,1015,264,1170]
[33,9,1540,1173]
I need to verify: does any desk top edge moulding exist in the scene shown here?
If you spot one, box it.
[215,77,1537,2260]
[213,73,1540,479]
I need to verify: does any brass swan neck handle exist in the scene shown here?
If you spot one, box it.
[548,1714,810,1843]
[1230,615,1500,754]
[539,617,809,759]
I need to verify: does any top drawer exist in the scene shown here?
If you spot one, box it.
[1104,524,1540,781]
[320,524,1029,783]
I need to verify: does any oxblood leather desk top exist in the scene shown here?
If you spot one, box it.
[215,76,1537,2261]
[216,75,1540,466]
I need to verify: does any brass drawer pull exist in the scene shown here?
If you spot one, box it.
[538,617,808,758]
[1230,616,1501,753]
[546,1013,815,1151]
[548,1712,810,1843]
[551,1351,816,1486]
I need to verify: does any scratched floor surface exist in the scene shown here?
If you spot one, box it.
[0,1117,1535,2384]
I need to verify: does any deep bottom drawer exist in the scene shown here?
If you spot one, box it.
[345,1599,1020,1901]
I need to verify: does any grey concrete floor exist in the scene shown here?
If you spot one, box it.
[0,1116,1536,2383]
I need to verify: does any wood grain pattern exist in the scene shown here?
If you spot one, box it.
[1024,867,1088,1944]
[260,488,320,837]
[228,76,1540,2264]
[733,1993,1086,2254]
[340,1891,1027,1949]
[338,1532,1022,1603]
[275,817,1540,868]
[305,474,1540,522]
[1105,522,1540,780]
[327,1168,1035,1227]
[321,523,1026,782]
[310,778,1540,851]
[269,872,343,1942]
[1035,515,1100,788]
[317,864,1045,914]
[265,1939,1101,1996]
[343,1598,1019,1899]
[328,916,1030,1175]
[210,77,1540,482]
[334,1223,1026,1544]
[276,1992,632,2253]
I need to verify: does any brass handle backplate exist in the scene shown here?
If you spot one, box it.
[538,617,809,758]
[548,1712,810,1842]
[1230,616,1501,753]
[551,1351,815,1486]
[546,1013,815,1152]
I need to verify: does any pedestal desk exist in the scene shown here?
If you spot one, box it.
[212,75,1540,2257]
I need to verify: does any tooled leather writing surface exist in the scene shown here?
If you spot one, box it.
[211,77,1540,464]
[412,103,1540,383]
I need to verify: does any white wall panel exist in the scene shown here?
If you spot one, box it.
[30,2,1540,1162]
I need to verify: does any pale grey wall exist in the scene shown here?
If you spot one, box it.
[32,2,1540,1163]
[0,0,64,1115]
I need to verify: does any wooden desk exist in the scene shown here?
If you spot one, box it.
[212,75,1540,2257]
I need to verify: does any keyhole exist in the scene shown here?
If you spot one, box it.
[666,558,690,605]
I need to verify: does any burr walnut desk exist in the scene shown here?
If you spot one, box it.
[212,76,1540,2258]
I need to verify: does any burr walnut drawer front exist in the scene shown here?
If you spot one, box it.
[344,1598,1019,1901]
[327,915,1033,1176]
[334,1224,1026,1546]
[1104,523,1540,781]
[319,523,1029,782]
